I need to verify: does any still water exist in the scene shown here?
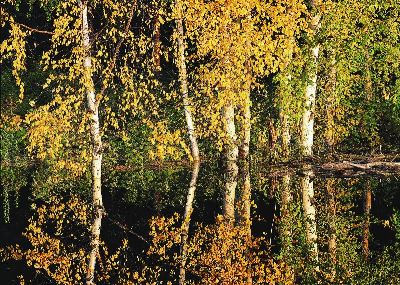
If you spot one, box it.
[1,161,399,284]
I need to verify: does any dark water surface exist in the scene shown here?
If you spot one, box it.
[1,161,400,284]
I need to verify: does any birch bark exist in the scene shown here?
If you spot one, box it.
[80,2,104,284]
[175,6,201,283]
[223,102,238,222]
[301,0,321,157]
[175,1,200,161]
[179,161,200,285]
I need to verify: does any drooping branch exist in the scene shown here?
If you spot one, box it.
[97,1,136,104]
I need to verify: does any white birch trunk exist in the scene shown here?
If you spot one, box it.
[301,45,319,157]
[179,161,200,285]
[301,1,320,157]
[223,102,238,222]
[301,168,319,265]
[80,2,104,284]
[175,8,202,282]
[175,2,200,161]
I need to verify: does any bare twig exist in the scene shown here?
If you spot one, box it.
[19,23,54,35]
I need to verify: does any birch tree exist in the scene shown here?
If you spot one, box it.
[78,2,104,283]
[172,2,203,282]
[183,0,307,220]
[301,0,321,157]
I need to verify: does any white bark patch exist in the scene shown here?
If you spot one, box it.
[301,169,319,264]
[223,103,238,222]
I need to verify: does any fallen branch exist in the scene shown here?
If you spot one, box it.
[342,161,400,170]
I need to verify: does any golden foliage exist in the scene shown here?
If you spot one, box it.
[148,214,295,284]
[170,0,308,148]
[0,196,137,284]
[0,6,27,100]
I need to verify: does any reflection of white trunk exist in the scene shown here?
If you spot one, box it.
[179,161,200,285]
[301,168,318,264]
[175,2,199,161]
[80,2,104,284]
[362,185,372,259]
[223,102,238,222]
[301,1,320,157]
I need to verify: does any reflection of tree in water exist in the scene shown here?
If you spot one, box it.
[1,163,400,284]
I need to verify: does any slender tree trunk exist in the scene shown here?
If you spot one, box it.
[239,159,252,285]
[152,2,161,72]
[326,179,337,279]
[175,6,201,283]
[325,55,337,152]
[238,161,251,234]
[80,2,104,284]
[238,95,251,282]
[237,52,252,284]
[280,112,291,159]
[179,161,200,285]
[238,88,251,229]
[239,91,251,161]
[175,2,200,161]
[223,101,238,222]
[362,184,372,259]
[279,72,292,159]
[365,51,373,101]
[301,0,321,157]
[301,167,319,266]
[280,174,292,250]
